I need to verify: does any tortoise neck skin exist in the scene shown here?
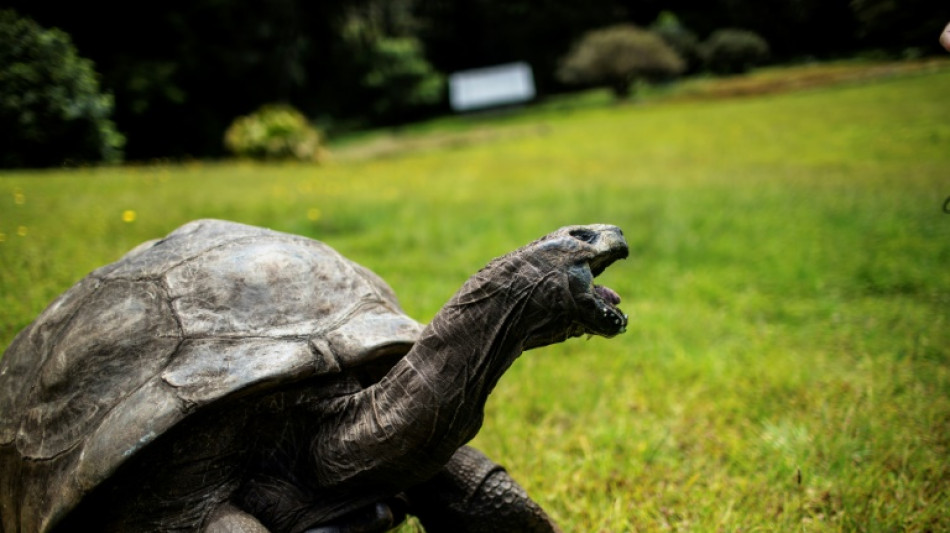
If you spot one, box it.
[314,252,572,490]
[313,225,628,494]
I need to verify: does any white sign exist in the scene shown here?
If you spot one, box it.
[449,62,536,112]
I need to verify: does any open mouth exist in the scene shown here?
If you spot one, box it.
[560,224,628,339]
[590,277,627,336]
[581,244,628,337]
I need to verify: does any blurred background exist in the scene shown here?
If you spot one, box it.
[3,0,950,165]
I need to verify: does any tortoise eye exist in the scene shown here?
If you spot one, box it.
[569,228,598,244]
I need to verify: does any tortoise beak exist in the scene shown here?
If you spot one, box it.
[569,225,628,338]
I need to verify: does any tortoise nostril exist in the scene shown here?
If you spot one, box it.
[569,228,598,244]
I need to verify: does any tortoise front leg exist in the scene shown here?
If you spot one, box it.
[406,446,561,533]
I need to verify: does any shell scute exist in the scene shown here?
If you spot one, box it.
[19,278,180,460]
[162,338,317,405]
[0,219,423,533]
[165,237,371,338]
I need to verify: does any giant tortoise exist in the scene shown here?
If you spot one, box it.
[0,219,628,532]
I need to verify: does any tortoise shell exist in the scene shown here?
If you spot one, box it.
[0,219,422,532]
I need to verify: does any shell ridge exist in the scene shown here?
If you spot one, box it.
[1,275,106,450]
[309,297,381,338]
[144,235,274,280]
[158,275,187,342]
[68,279,188,447]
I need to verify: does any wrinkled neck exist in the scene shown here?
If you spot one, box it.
[313,256,568,491]
[418,258,554,399]
[391,255,566,448]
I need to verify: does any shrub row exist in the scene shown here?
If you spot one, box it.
[2,8,770,166]
[557,20,770,99]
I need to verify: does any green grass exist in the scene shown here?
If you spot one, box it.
[2,62,949,531]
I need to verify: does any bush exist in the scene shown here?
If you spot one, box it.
[558,24,685,99]
[650,11,702,74]
[701,29,770,75]
[224,104,326,162]
[0,10,124,168]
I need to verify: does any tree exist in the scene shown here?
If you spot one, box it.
[360,38,444,120]
[415,0,647,95]
[700,29,770,75]
[0,10,124,168]
[338,2,444,123]
[850,0,950,51]
[650,11,702,74]
[558,24,685,99]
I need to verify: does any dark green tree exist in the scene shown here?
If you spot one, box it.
[850,0,950,51]
[700,28,770,74]
[359,38,444,119]
[662,0,858,60]
[0,10,124,168]
[338,2,444,123]
[416,0,645,94]
[650,11,702,74]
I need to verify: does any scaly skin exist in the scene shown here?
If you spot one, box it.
[407,446,562,532]
[238,225,628,531]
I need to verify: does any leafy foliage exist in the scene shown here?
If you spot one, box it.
[558,25,685,99]
[701,28,771,75]
[650,11,702,74]
[340,4,444,123]
[223,104,326,162]
[5,1,946,160]
[850,0,950,49]
[359,37,444,121]
[0,10,124,168]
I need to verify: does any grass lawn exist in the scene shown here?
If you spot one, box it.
[2,60,949,531]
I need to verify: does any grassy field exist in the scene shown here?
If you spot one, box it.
[2,61,949,531]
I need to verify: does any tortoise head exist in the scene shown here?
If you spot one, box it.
[471,224,629,350]
[534,224,628,339]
